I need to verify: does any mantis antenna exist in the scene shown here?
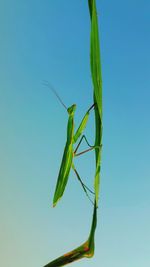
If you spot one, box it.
[42,80,68,110]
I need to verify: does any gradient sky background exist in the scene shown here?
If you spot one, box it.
[0,0,150,266]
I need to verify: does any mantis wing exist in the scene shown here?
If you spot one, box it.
[53,112,74,207]
[53,143,73,207]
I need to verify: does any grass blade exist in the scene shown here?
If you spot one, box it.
[43,203,97,267]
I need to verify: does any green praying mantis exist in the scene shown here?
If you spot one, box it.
[43,0,102,266]
[43,81,99,206]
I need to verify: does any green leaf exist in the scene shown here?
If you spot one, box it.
[89,0,103,207]
[89,0,102,119]
[43,202,97,267]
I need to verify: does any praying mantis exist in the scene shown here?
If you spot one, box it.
[43,0,102,266]
[43,81,98,207]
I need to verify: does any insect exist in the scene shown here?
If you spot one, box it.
[43,81,99,207]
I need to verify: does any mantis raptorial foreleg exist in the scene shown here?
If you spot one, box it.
[73,104,95,145]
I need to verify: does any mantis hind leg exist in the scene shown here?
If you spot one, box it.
[72,164,95,205]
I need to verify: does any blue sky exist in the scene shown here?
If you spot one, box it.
[0,1,150,266]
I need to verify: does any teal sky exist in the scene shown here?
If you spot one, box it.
[0,1,150,266]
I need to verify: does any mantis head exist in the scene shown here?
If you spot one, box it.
[67,104,76,115]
